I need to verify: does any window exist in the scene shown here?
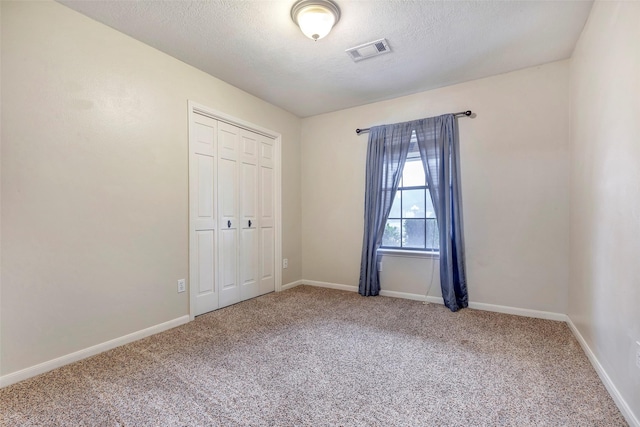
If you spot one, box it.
[381,155,439,252]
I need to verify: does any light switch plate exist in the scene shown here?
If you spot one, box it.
[177,279,186,293]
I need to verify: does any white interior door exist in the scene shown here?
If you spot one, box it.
[217,122,240,308]
[189,114,218,316]
[239,129,260,301]
[259,135,276,295]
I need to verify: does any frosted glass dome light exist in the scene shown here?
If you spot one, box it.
[291,0,341,41]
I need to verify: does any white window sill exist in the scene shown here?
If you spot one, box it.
[377,248,439,259]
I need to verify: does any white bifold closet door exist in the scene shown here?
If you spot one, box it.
[259,134,275,295]
[217,122,275,309]
[238,128,260,301]
[217,122,241,308]
[189,114,218,316]
[190,112,276,315]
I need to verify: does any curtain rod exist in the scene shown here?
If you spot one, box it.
[355,110,472,135]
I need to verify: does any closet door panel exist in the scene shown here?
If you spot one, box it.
[189,115,218,315]
[239,163,259,300]
[241,162,257,222]
[217,122,240,308]
[193,154,216,306]
[260,139,275,168]
[218,122,239,161]
[240,131,259,164]
[260,166,274,228]
[259,136,275,295]
[193,118,215,156]
[218,158,238,227]
[196,230,215,295]
[239,130,260,300]
[219,228,238,308]
[240,227,259,300]
[260,227,275,295]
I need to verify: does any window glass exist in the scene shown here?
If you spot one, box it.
[402,189,425,218]
[381,156,438,252]
[402,159,425,187]
[389,191,401,218]
[426,192,436,219]
[426,219,439,250]
[382,219,402,247]
[403,219,426,248]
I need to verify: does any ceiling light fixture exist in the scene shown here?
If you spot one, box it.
[291,0,341,41]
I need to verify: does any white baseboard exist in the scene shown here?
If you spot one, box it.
[380,289,567,321]
[0,315,190,388]
[304,282,565,321]
[566,317,639,427]
[302,280,358,293]
[379,289,444,305]
[425,296,443,304]
[380,289,428,302]
[467,301,567,322]
[281,280,303,291]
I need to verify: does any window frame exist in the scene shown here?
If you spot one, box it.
[380,156,439,254]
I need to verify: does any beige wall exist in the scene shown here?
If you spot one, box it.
[0,1,302,375]
[301,61,571,313]
[379,255,440,299]
[569,1,640,421]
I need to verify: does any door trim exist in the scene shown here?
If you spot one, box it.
[188,101,282,321]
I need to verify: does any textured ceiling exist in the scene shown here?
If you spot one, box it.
[58,0,593,118]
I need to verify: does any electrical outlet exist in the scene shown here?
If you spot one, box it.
[636,341,640,369]
[177,279,186,293]
[283,258,288,269]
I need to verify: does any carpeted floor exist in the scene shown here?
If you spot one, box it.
[0,285,627,426]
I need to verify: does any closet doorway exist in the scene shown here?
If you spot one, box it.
[188,101,282,318]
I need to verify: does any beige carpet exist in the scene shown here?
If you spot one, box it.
[0,285,627,426]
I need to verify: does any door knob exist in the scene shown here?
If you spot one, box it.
[248,220,252,228]
[227,220,231,228]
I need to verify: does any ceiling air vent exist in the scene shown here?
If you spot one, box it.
[346,38,391,62]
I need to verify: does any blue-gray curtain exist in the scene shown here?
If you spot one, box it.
[358,123,414,296]
[415,114,468,311]
[358,114,468,311]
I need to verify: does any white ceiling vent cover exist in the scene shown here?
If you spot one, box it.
[346,38,391,62]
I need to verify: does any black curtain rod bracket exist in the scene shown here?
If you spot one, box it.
[355,110,472,135]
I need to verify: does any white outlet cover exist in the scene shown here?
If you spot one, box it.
[177,279,186,293]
